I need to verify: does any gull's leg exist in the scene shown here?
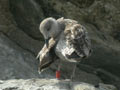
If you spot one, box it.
[56,60,61,79]
[58,60,61,71]
[71,63,77,81]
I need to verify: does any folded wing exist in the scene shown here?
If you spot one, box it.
[65,24,92,60]
[36,38,57,72]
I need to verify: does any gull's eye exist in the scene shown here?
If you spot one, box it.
[47,27,50,31]
[46,21,51,31]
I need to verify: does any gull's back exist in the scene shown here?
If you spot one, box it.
[55,18,92,62]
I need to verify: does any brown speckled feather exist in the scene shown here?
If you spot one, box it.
[56,18,92,62]
[65,24,91,58]
[36,38,57,72]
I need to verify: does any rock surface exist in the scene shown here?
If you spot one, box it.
[0,33,40,79]
[0,79,117,90]
[0,0,120,89]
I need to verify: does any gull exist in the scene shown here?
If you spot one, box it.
[38,17,92,79]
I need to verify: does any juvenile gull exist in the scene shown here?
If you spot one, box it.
[38,17,92,79]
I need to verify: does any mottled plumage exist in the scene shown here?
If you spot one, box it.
[36,38,57,72]
[37,17,92,78]
[55,18,91,62]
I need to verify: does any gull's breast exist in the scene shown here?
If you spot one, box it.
[55,35,76,62]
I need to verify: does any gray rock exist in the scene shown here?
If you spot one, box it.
[0,79,117,90]
[0,33,55,79]
[0,0,120,89]
[0,33,40,79]
[0,0,43,55]
[9,0,45,39]
[7,29,44,55]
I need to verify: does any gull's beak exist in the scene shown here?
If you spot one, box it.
[45,37,51,48]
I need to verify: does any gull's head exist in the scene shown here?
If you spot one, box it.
[39,17,59,47]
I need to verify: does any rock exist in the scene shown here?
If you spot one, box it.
[0,0,17,33]
[7,29,44,55]
[0,33,55,79]
[0,0,43,54]
[0,0,120,89]
[0,79,117,90]
[0,33,40,79]
[9,0,45,39]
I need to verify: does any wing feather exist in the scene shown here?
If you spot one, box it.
[65,24,91,58]
[36,38,57,72]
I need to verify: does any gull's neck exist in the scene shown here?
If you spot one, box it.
[54,21,65,40]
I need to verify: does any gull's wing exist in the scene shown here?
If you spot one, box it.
[64,24,92,59]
